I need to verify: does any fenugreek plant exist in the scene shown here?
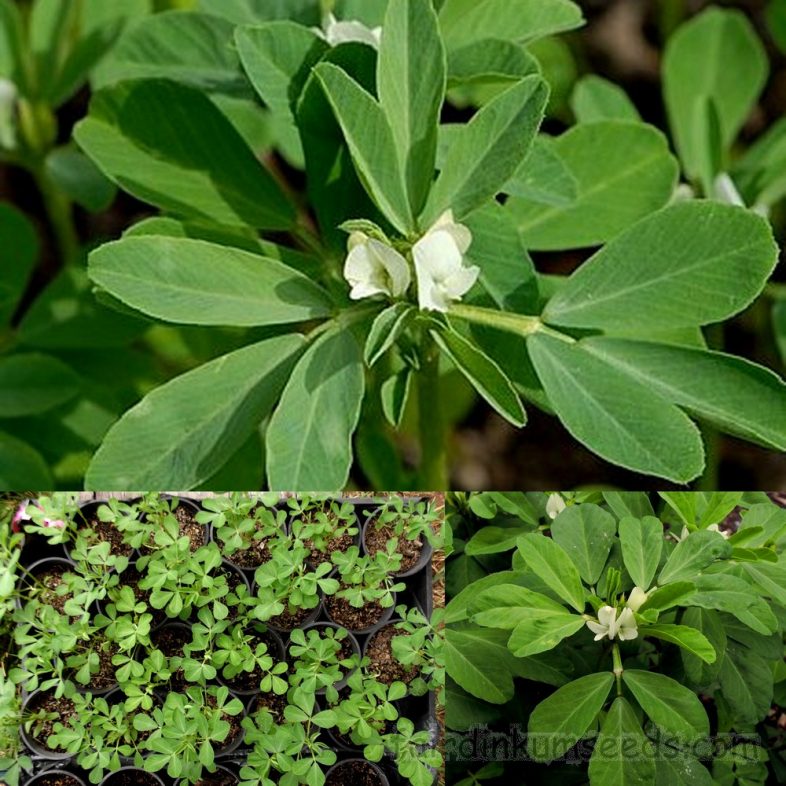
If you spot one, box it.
[445,492,786,786]
[1,0,766,490]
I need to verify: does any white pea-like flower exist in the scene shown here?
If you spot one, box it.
[586,605,638,642]
[320,13,382,49]
[626,586,649,612]
[545,493,566,520]
[413,210,480,313]
[343,231,411,301]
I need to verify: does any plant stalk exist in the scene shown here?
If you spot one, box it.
[417,332,448,490]
[612,642,623,696]
[33,163,79,266]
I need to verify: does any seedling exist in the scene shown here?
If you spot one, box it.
[332,544,405,609]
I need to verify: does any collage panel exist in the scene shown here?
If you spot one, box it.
[444,492,786,786]
[0,492,445,786]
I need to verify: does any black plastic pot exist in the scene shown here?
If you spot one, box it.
[20,690,75,759]
[63,500,138,563]
[17,556,76,613]
[25,770,88,786]
[361,518,433,579]
[324,758,390,786]
[175,764,238,786]
[217,626,285,697]
[286,622,361,694]
[99,767,166,786]
[323,589,396,635]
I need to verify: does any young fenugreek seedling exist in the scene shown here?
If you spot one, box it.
[19,494,78,545]
[289,626,354,702]
[289,496,359,555]
[0,669,31,786]
[391,606,445,698]
[332,544,405,609]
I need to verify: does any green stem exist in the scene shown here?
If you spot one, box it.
[33,163,79,265]
[766,283,786,301]
[417,332,448,489]
[448,303,574,343]
[612,642,623,696]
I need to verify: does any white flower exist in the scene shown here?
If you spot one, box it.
[706,523,731,540]
[319,13,382,49]
[413,211,480,312]
[586,605,638,642]
[626,586,648,612]
[545,493,566,520]
[343,232,410,300]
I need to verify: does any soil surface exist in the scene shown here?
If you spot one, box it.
[142,504,204,552]
[33,565,73,613]
[218,564,246,617]
[325,593,386,631]
[254,690,288,724]
[326,761,384,786]
[86,638,118,690]
[365,523,423,573]
[298,509,357,564]
[366,626,418,686]
[27,693,77,751]
[32,775,83,786]
[219,512,279,567]
[80,514,134,557]
[102,771,160,786]
[268,604,316,631]
[151,624,190,688]
[114,564,165,626]
[193,771,238,786]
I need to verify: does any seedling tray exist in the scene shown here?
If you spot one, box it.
[14,494,438,786]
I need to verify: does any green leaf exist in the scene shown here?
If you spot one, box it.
[734,117,786,207]
[680,608,726,687]
[550,503,616,585]
[197,0,321,25]
[643,623,716,664]
[0,354,81,417]
[88,236,332,327]
[0,431,53,489]
[313,62,414,235]
[432,325,526,427]
[527,672,613,762]
[378,0,446,214]
[663,8,768,180]
[45,148,116,212]
[447,38,538,88]
[655,750,713,786]
[717,643,773,727]
[0,0,24,84]
[618,516,663,590]
[464,527,531,556]
[446,570,532,623]
[570,76,640,123]
[504,135,578,206]
[266,327,364,490]
[365,303,416,366]
[470,583,568,628]
[507,612,586,658]
[543,202,777,331]
[588,697,655,786]
[75,79,295,230]
[658,531,732,585]
[602,492,655,520]
[638,582,695,613]
[93,11,248,96]
[381,369,412,428]
[507,121,677,250]
[438,0,584,49]
[516,532,586,612]
[622,670,709,742]
[85,335,304,490]
[527,333,704,483]
[444,623,519,703]
[581,338,786,452]
[445,679,501,732]
[423,75,548,223]
[0,204,38,328]
[742,558,786,606]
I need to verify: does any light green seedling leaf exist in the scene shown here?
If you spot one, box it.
[0,204,38,328]
[570,75,640,123]
[89,236,331,327]
[543,202,778,331]
[378,0,446,215]
[424,75,548,223]
[432,325,526,427]
[365,303,416,366]
[618,516,663,590]
[439,0,584,49]
[504,135,578,207]
[643,623,716,664]
[527,672,613,762]
[0,431,53,489]
[85,334,304,489]
[584,338,786,453]
[507,121,677,250]
[663,8,768,180]
[266,327,364,490]
[75,79,295,230]
[516,532,586,612]
[550,504,616,585]
[0,354,81,417]
[588,697,655,786]
[658,531,732,585]
[314,62,414,235]
[527,333,705,483]
[622,670,709,742]
[93,12,248,96]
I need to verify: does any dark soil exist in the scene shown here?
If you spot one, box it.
[365,522,423,573]
[192,770,239,786]
[219,513,279,568]
[218,564,246,618]
[86,638,118,690]
[151,624,190,688]
[366,626,418,686]
[325,593,386,631]
[114,564,165,626]
[33,565,73,613]
[79,514,134,558]
[142,504,204,552]
[326,761,385,786]
[254,690,288,724]
[269,603,316,631]
[299,509,357,564]
[225,630,282,694]
[31,775,83,786]
[27,693,77,751]
[102,771,161,786]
